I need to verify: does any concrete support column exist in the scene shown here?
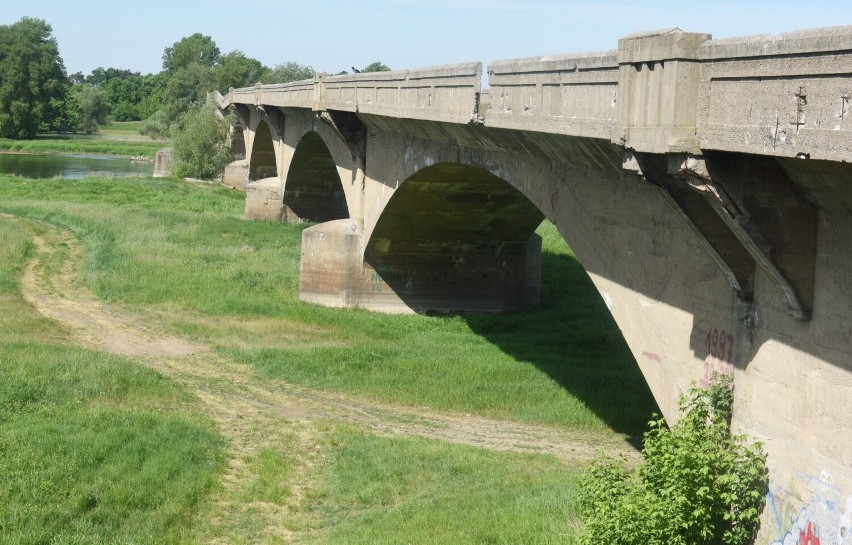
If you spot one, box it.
[244,178,284,221]
[222,160,249,190]
[299,219,364,308]
[299,221,542,314]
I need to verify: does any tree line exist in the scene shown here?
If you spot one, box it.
[0,17,390,139]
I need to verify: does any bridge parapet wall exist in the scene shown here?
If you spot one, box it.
[484,51,618,140]
[229,80,316,109]
[318,63,482,124]
[697,26,852,161]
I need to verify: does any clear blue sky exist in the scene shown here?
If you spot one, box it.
[5,1,852,76]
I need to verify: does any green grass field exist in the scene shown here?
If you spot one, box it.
[0,216,222,544]
[0,121,168,158]
[0,173,657,543]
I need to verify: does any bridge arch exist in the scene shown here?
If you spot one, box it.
[364,162,544,312]
[283,130,350,222]
[318,134,719,421]
[230,123,246,160]
[248,119,278,181]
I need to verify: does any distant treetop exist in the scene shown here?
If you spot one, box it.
[162,33,220,72]
[360,62,391,73]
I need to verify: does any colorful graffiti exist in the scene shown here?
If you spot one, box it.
[768,472,852,545]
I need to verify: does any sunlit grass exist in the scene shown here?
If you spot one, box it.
[0,173,660,543]
[0,174,656,434]
[0,134,166,158]
[303,426,583,545]
[0,216,222,544]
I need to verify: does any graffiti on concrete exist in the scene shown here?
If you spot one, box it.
[768,471,852,545]
[699,327,734,387]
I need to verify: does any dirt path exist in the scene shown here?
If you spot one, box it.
[10,215,640,541]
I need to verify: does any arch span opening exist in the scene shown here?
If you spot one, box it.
[231,123,246,160]
[283,131,349,222]
[364,163,544,312]
[248,120,277,181]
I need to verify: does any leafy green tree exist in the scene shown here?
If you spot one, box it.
[162,33,220,72]
[87,66,138,86]
[135,73,167,120]
[262,61,315,84]
[162,63,213,120]
[172,104,233,179]
[68,71,85,85]
[215,50,268,90]
[70,84,110,133]
[103,75,145,121]
[0,17,68,138]
[360,61,391,73]
[579,375,767,545]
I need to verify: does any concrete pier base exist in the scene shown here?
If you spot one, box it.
[152,148,173,178]
[222,160,249,190]
[299,221,541,313]
[244,177,284,221]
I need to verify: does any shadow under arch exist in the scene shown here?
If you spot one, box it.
[231,123,246,160]
[366,162,544,312]
[283,131,349,223]
[366,161,658,438]
[248,120,277,181]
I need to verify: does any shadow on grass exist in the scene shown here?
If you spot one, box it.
[463,250,659,444]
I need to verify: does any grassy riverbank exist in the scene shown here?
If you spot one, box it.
[0,173,656,542]
[0,216,222,544]
[0,121,168,158]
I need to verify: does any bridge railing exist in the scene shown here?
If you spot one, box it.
[319,63,483,124]
[696,26,852,161]
[217,25,852,161]
[221,63,482,125]
[485,51,619,140]
[227,79,317,109]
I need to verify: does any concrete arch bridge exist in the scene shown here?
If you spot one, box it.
[216,27,852,544]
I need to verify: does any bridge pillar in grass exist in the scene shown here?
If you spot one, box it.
[222,160,249,190]
[299,220,541,314]
[244,109,285,220]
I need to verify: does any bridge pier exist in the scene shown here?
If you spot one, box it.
[299,220,541,313]
[222,159,249,190]
[245,177,284,221]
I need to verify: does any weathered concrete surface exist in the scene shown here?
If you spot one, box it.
[222,159,248,190]
[218,25,852,545]
[244,177,284,221]
[152,147,173,178]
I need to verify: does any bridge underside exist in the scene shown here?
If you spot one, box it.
[301,163,544,313]
[283,132,349,223]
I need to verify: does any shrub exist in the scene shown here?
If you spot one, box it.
[171,104,233,180]
[578,374,767,545]
[140,109,171,138]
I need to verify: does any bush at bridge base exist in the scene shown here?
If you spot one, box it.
[172,104,233,180]
[578,374,768,545]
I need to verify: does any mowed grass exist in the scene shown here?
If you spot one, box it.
[304,427,582,545]
[0,174,657,436]
[0,216,222,544]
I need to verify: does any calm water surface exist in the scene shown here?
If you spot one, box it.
[0,152,152,179]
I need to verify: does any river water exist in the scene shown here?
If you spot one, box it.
[0,152,153,179]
